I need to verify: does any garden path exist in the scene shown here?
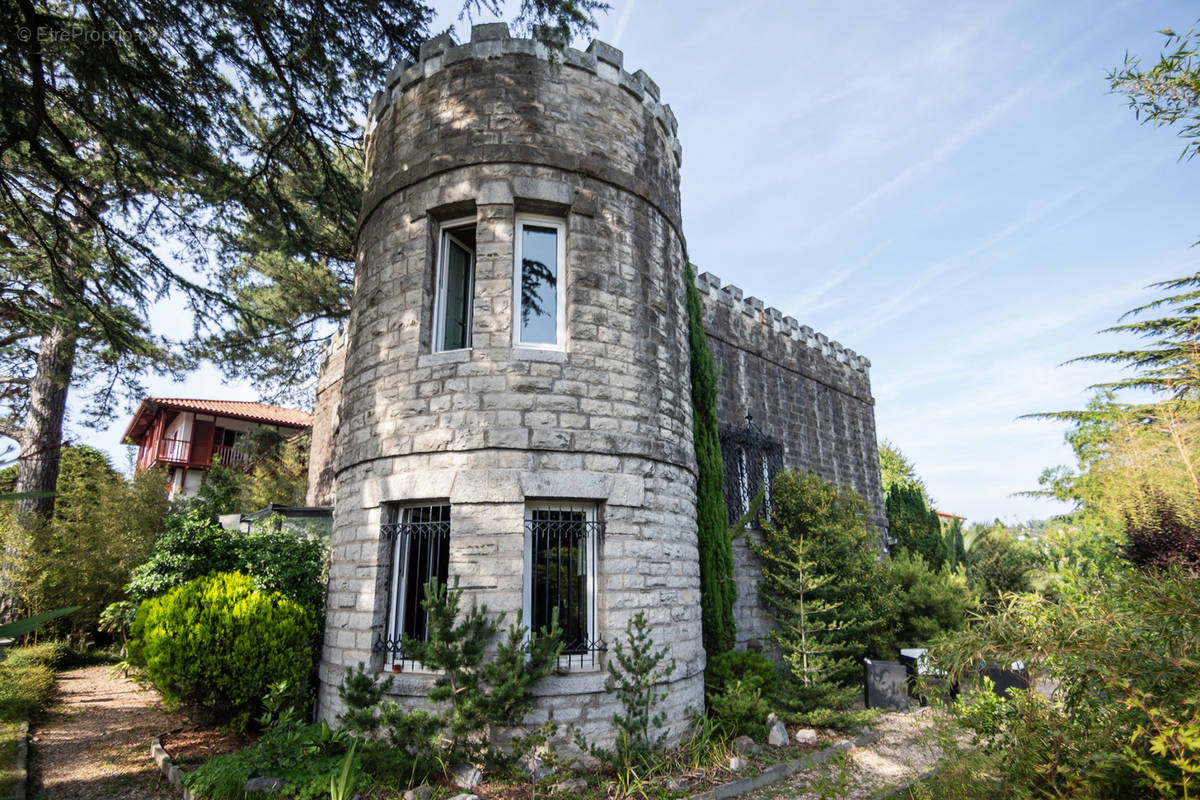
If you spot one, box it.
[29,664,186,800]
[751,707,952,800]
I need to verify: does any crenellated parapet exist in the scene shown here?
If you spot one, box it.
[366,24,682,167]
[693,271,871,374]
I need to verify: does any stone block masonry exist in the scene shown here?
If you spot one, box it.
[693,270,886,651]
[311,23,886,743]
[316,26,703,746]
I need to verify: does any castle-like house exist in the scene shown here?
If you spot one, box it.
[307,27,885,743]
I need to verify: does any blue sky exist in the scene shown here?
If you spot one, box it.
[75,0,1199,525]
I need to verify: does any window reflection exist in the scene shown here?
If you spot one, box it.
[519,225,558,345]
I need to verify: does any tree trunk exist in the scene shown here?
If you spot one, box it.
[14,320,78,521]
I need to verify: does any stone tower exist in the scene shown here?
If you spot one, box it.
[317,25,703,742]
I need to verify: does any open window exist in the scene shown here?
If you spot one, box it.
[513,215,566,348]
[434,220,476,352]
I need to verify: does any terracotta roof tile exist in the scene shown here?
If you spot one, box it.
[122,398,313,443]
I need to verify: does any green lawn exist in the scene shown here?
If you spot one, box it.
[0,719,22,798]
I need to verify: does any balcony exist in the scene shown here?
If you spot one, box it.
[214,444,249,469]
[156,437,190,463]
[153,438,250,469]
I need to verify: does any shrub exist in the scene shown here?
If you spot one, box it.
[128,509,326,608]
[184,719,353,800]
[931,564,1200,798]
[1122,490,1200,573]
[709,680,769,739]
[0,642,65,721]
[126,509,240,601]
[968,528,1033,604]
[705,649,777,698]
[336,577,562,771]
[129,572,317,729]
[752,470,888,711]
[881,550,974,650]
[0,449,168,637]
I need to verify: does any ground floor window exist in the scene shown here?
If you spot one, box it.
[380,504,450,669]
[524,503,602,669]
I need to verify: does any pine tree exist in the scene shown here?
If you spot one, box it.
[684,266,736,657]
[752,470,884,710]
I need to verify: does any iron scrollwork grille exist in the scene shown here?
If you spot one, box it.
[525,504,606,670]
[719,424,784,528]
[374,504,450,670]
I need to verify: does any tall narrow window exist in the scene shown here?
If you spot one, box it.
[514,215,565,348]
[381,504,450,668]
[434,221,476,352]
[524,503,602,669]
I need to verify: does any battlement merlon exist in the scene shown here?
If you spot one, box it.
[366,25,683,168]
[694,271,872,375]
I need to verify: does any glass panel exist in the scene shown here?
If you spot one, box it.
[528,507,587,653]
[519,225,559,345]
[439,235,473,351]
[390,505,450,649]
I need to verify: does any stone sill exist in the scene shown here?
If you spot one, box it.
[416,349,472,367]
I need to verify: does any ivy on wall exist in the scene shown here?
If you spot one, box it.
[685,265,736,656]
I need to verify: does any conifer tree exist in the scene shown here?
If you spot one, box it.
[684,266,736,657]
[1,0,604,520]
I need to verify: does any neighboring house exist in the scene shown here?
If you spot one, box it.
[307,27,886,747]
[935,510,966,528]
[123,398,313,496]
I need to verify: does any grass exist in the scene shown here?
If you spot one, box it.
[0,719,22,798]
[0,642,64,722]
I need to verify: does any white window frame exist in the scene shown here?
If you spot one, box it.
[384,503,450,674]
[512,214,567,350]
[433,218,476,353]
[522,502,598,670]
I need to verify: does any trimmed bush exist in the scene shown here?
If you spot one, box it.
[129,572,317,729]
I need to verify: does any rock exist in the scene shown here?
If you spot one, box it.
[453,764,483,791]
[729,755,746,771]
[731,735,760,755]
[404,785,433,800]
[520,752,556,781]
[766,714,789,747]
[448,794,479,800]
[553,778,589,793]
[793,728,818,745]
[557,743,601,771]
[244,776,286,794]
[665,778,689,791]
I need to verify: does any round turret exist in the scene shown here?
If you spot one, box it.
[319,25,702,744]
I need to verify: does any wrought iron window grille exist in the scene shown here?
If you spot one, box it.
[381,504,451,671]
[525,504,603,670]
[719,422,784,528]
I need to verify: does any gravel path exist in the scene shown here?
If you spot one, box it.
[29,665,187,800]
[750,707,953,800]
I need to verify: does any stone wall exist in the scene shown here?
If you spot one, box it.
[693,271,885,651]
[316,27,704,745]
[306,327,345,507]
